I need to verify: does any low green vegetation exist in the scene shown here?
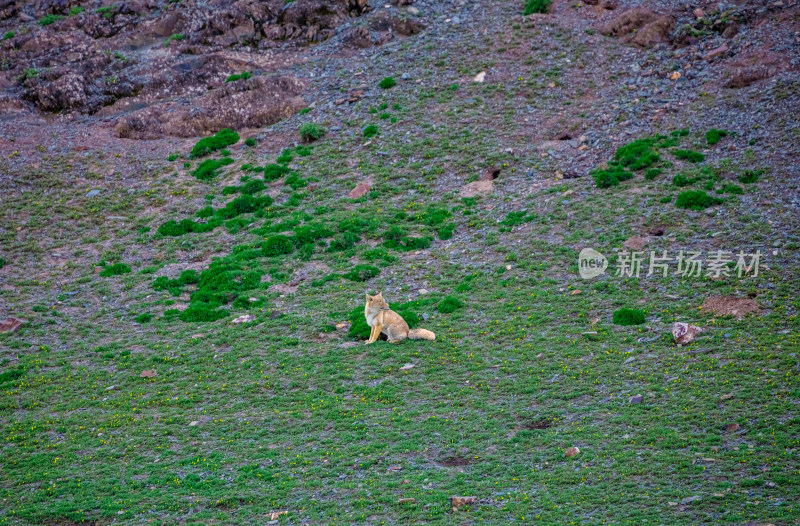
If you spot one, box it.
[38,14,63,26]
[190,129,240,158]
[705,128,728,145]
[379,77,396,89]
[99,263,131,277]
[225,71,252,83]
[676,190,722,210]
[190,157,234,180]
[523,0,551,14]
[612,308,646,326]
[299,123,326,143]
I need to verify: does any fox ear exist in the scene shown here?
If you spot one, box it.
[365,293,372,300]
[376,291,382,297]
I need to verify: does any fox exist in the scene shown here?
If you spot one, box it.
[364,292,436,344]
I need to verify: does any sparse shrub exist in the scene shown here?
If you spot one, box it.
[591,165,633,188]
[39,14,63,26]
[660,195,673,203]
[164,33,183,46]
[69,6,84,15]
[438,295,464,314]
[671,128,690,137]
[362,248,397,263]
[705,128,727,145]
[438,224,455,240]
[0,366,26,384]
[615,138,659,170]
[190,157,234,180]
[612,308,645,326]
[264,163,291,182]
[523,0,551,14]
[673,149,704,163]
[299,123,326,143]
[676,190,722,210]
[378,77,396,89]
[284,172,307,190]
[0,257,5,269]
[3,31,14,40]
[329,232,361,251]
[179,306,229,323]
[501,211,536,226]
[344,264,380,282]
[217,195,273,219]
[738,169,762,184]
[363,124,379,138]
[645,168,662,180]
[720,184,743,195]
[276,149,293,164]
[262,235,294,256]
[295,145,312,156]
[244,137,257,147]
[295,223,332,245]
[100,263,131,277]
[157,217,223,236]
[135,313,153,323]
[225,71,252,83]
[190,129,239,158]
[241,180,265,195]
[222,185,239,196]
[672,173,694,187]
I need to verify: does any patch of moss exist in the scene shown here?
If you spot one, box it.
[378,77,396,89]
[158,217,223,236]
[501,211,537,226]
[190,129,239,158]
[612,308,645,326]
[135,313,153,323]
[295,223,332,245]
[244,137,257,147]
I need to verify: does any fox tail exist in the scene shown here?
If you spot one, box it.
[408,328,436,341]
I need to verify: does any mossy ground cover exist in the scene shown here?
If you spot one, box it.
[0,18,798,526]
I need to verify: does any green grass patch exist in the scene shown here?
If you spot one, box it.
[190,129,239,158]
[675,190,722,210]
[612,308,645,326]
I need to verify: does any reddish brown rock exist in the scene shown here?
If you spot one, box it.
[349,182,371,199]
[450,496,477,509]
[672,322,704,345]
[0,318,24,333]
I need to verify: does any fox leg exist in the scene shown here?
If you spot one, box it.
[364,324,377,344]
[386,326,407,344]
[366,323,382,344]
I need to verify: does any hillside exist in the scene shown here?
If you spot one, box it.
[0,0,799,524]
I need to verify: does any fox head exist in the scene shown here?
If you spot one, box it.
[365,292,390,310]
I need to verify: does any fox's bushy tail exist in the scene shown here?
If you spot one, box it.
[408,328,436,341]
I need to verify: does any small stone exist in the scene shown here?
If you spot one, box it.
[669,71,682,80]
[505,264,512,270]
[693,7,704,18]
[681,495,701,504]
[189,421,200,426]
[473,72,486,83]
[407,6,419,14]
[399,363,415,371]
[629,394,644,404]
[570,289,582,295]
[87,189,101,197]
[704,43,729,60]
[231,314,256,324]
[720,393,734,400]
[725,423,740,433]
[140,369,157,378]
[623,235,648,251]
[418,288,428,294]
[565,447,580,457]
[397,498,416,505]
